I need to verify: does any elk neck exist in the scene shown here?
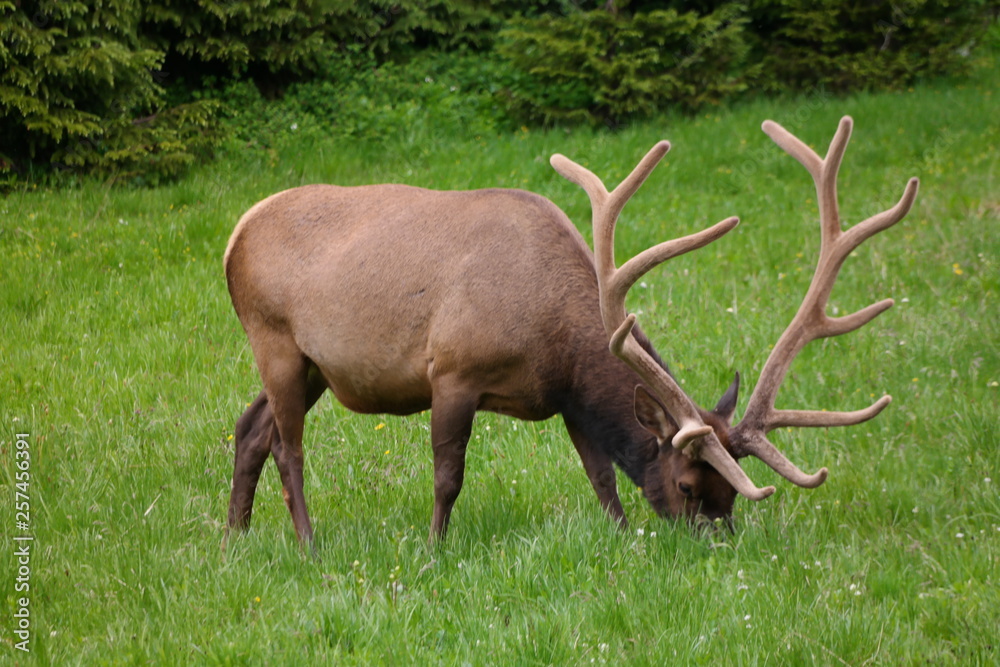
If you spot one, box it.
[558,320,669,488]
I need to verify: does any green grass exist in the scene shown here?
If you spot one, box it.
[2,56,998,664]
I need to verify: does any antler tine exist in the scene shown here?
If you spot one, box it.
[842,176,920,257]
[734,116,919,487]
[615,216,740,311]
[553,142,775,502]
[769,395,893,429]
[761,119,824,178]
[735,432,829,488]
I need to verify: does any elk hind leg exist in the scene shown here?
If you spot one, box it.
[250,332,324,545]
[227,390,279,533]
[227,369,328,535]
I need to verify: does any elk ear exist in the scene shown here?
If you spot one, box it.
[634,385,679,445]
[713,372,740,424]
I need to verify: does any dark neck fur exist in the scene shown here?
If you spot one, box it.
[559,322,667,487]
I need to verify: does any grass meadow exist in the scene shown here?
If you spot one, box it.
[2,55,998,664]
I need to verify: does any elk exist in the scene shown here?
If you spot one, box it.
[223,116,917,545]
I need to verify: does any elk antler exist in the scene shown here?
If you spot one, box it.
[729,116,920,486]
[551,143,776,501]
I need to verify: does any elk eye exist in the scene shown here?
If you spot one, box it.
[678,482,693,498]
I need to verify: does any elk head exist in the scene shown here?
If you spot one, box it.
[552,116,919,524]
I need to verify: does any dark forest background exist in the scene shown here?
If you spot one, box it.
[1,0,996,183]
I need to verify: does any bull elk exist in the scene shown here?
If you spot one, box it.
[223,116,917,545]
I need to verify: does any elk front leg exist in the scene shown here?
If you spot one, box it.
[428,381,478,542]
[565,418,627,528]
